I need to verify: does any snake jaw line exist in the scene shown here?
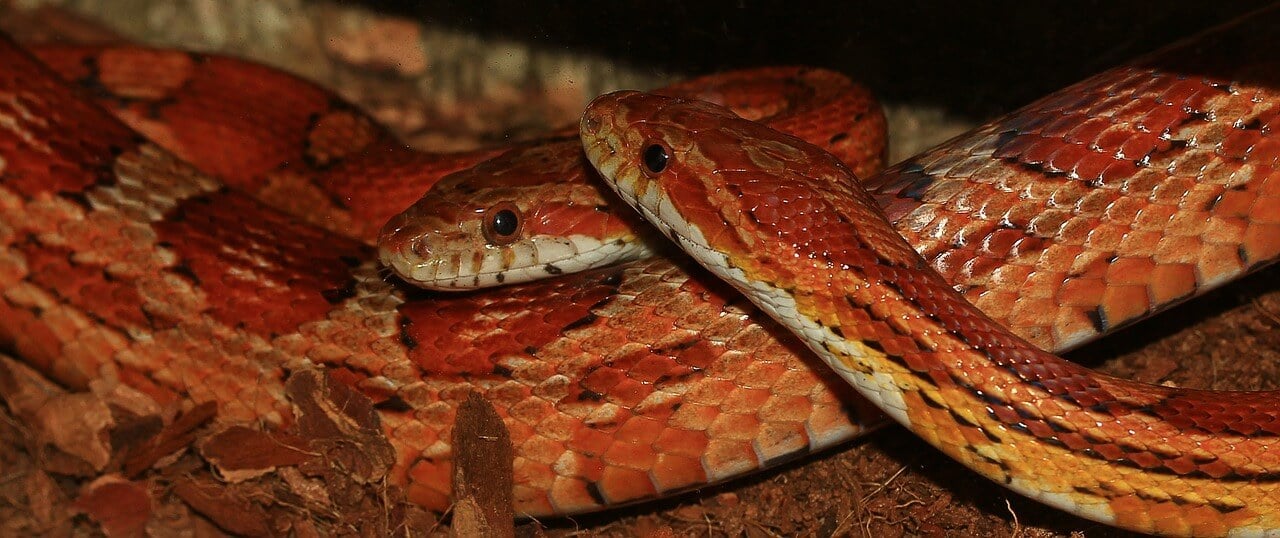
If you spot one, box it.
[379,194,649,289]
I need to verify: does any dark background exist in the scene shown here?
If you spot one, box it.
[375,2,1266,119]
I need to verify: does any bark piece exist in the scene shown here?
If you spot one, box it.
[71,475,153,537]
[201,425,312,482]
[123,401,216,477]
[451,392,514,538]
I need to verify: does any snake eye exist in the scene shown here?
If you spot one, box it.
[642,141,670,177]
[482,202,522,245]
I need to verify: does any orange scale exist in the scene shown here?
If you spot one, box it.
[988,257,1037,284]
[579,363,627,395]
[552,451,606,489]
[1195,243,1247,282]
[1005,298,1057,332]
[391,415,439,450]
[613,415,665,445]
[1150,176,1199,204]
[707,412,761,441]
[1023,267,1071,294]
[1250,191,1280,223]
[959,253,1004,283]
[652,427,709,460]
[969,289,1017,321]
[1186,510,1240,538]
[758,394,813,423]
[1219,128,1262,160]
[1211,188,1260,216]
[1136,102,1186,134]
[1096,158,1140,187]
[595,466,656,505]
[1115,230,1163,257]
[545,478,598,514]
[683,376,737,404]
[405,459,451,509]
[565,424,615,458]
[508,485,556,518]
[1026,208,1071,236]
[754,420,809,457]
[651,453,707,492]
[1243,223,1280,263]
[771,369,822,396]
[1100,194,1146,222]
[702,438,758,478]
[1057,277,1105,307]
[1080,222,1125,251]
[513,459,557,500]
[1104,257,1156,286]
[1098,285,1152,328]
[990,132,1039,160]
[508,397,555,427]
[721,386,772,414]
[1019,136,1068,167]
[627,353,684,384]
[1039,112,1086,139]
[1056,216,1101,246]
[606,377,653,409]
[600,440,657,471]
[1248,138,1280,167]
[665,402,727,430]
[1152,235,1207,265]
[734,359,789,390]
[670,339,729,373]
[518,434,566,468]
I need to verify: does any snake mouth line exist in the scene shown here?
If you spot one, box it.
[380,233,649,290]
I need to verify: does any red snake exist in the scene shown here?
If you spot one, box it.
[377,67,886,289]
[580,21,1280,538]
[1,38,893,516]
[0,8,1276,534]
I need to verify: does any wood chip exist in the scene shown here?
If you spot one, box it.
[451,392,514,538]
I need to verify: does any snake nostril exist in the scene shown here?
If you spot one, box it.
[583,112,601,134]
[410,237,431,260]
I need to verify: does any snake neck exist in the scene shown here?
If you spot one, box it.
[581,89,1280,534]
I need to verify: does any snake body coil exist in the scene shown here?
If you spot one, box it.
[0,6,1278,533]
[580,12,1280,535]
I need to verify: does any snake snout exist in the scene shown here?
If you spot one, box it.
[377,212,434,273]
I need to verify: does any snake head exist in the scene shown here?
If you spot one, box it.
[580,90,925,289]
[377,140,654,290]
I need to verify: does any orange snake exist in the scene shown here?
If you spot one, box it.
[0,7,1277,536]
[0,38,892,517]
[579,29,1280,538]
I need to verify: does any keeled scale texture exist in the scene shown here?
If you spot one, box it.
[579,8,1280,535]
[1,39,884,516]
[3,8,1279,527]
[864,51,1280,351]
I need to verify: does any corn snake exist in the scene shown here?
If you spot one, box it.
[0,38,893,517]
[0,6,1269,535]
[580,16,1280,538]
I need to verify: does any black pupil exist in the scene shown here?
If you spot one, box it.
[492,209,518,236]
[643,144,668,173]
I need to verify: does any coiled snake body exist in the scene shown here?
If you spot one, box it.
[580,16,1280,538]
[0,7,1277,536]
